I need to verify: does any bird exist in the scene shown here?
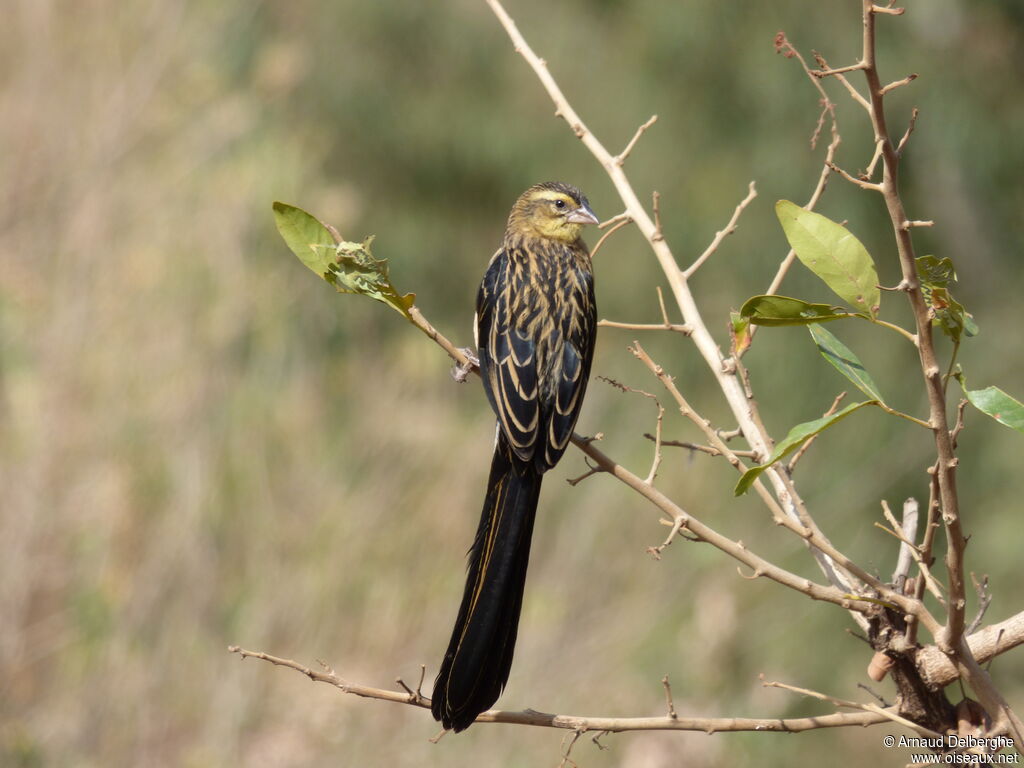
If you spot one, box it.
[431,181,599,732]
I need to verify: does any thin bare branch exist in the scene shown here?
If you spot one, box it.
[896,107,920,155]
[682,181,758,278]
[761,676,944,739]
[231,643,893,733]
[880,73,918,95]
[598,319,692,334]
[645,434,758,459]
[966,574,993,636]
[828,160,884,192]
[614,114,658,166]
[879,500,945,604]
[590,215,633,259]
[646,515,689,560]
[662,676,678,720]
[811,60,867,78]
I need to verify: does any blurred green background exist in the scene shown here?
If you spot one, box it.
[2,1,1022,766]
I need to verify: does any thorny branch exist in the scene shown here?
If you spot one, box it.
[241,0,1023,751]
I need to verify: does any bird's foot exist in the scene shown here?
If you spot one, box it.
[451,348,479,383]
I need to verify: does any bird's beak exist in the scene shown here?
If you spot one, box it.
[566,205,599,226]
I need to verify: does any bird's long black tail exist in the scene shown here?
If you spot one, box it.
[432,436,542,732]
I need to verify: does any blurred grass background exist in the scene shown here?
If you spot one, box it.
[2,1,1023,766]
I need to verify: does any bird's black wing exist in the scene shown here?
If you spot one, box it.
[476,247,541,465]
[541,262,596,469]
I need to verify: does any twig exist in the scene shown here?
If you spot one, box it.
[662,676,678,720]
[644,434,758,459]
[812,51,872,113]
[682,181,758,278]
[966,574,992,636]
[646,399,665,484]
[762,41,843,300]
[811,60,867,78]
[590,215,632,259]
[878,500,944,605]
[558,728,583,768]
[646,514,688,560]
[761,675,944,739]
[880,72,917,95]
[566,460,602,487]
[596,376,664,485]
[828,160,883,192]
[863,139,884,181]
[614,114,658,166]
[896,107,920,155]
[598,319,691,334]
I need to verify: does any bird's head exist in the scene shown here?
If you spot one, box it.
[507,181,598,244]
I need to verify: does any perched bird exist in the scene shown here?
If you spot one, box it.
[432,182,599,732]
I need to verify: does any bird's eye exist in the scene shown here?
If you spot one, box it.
[554,199,566,210]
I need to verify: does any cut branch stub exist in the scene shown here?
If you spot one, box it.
[735,400,881,495]
[775,200,881,318]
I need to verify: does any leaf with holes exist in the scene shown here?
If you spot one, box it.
[917,255,978,341]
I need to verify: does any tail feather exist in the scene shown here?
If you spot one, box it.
[432,438,542,732]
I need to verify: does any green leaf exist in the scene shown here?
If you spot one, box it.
[740,294,854,326]
[273,201,339,275]
[963,385,1024,434]
[808,323,885,402]
[273,202,415,319]
[775,200,881,317]
[734,400,879,495]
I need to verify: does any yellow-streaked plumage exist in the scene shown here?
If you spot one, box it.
[432,182,598,732]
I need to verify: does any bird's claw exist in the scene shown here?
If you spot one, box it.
[451,348,479,383]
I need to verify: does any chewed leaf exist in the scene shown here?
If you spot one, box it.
[740,294,854,326]
[917,255,977,341]
[963,385,1024,434]
[809,323,885,402]
[734,400,880,495]
[273,202,415,319]
[916,254,957,289]
[776,200,880,317]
